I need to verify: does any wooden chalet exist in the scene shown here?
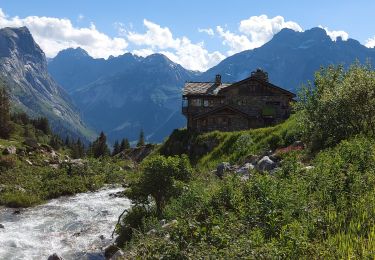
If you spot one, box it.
[182,69,296,132]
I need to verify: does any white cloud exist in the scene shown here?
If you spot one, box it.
[239,15,302,43]
[77,14,84,21]
[216,15,302,55]
[0,8,128,59]
[198,28,214,36]
[127,19,225,71]
[216,26,253,55]
[366,37,375,48]
[114,22,127,37]
[319,25,349,41]
[132,48,154,57]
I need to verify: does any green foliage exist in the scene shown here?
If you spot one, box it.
[31,117,51,135]
[0,155,17,170]
[130,154,192,216]
[70,138,85,159]
[0,86,14,139]
[120,138,130,151]
[112,140,120,156]
[0,157,127,208]
[296,62,375,150]
[198,115,301,169]
[88,131,110,158]
[137,129,145,147]
[118,135,375,259]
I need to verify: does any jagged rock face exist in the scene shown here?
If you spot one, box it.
[0,27,93,141]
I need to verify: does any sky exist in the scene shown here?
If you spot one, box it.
[0,0,374,71]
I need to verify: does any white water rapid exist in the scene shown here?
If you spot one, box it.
[0,186,131,260]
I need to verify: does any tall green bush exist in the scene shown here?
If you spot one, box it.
[297,62,375,150]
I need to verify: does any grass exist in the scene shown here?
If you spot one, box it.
[117,136,375,259]
[160,115,301,170]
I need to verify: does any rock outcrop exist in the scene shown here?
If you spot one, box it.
[0,27,93,141]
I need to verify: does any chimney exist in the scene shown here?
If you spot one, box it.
[251,68,268,82]
[215,74,221,85]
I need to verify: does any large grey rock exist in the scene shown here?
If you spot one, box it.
[3,146,16,155]
[256,156,277,172]
[216,162,231,178]
[236,163,254,175]
[0,224,4,228]
[110,249,124,260]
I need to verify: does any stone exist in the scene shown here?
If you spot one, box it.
[70,159,84,167]
[244,154,259,164]
[236,163,254,175]
[47,253,64,260]
[25,159,33,166]
[256,156,277,172]
[3,146,16,155]
[50,164,59,169]
[0,224,4,228]
[292,140,304,148]
[104,245,121,259]
[146,228,157,235]
[304,166,314,171]
[13,210,21,215]
[110,249,124,260]
[216,162,231,178]
[162,219,178,229]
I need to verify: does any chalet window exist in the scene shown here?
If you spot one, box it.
[203,100,209,107]
[182,97,188,107]
[266,101,280,106]
[190,98,202,107]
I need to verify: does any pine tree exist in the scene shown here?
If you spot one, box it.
[112,140,120,156]
[0,87,13,139]
[65,136,71,147]
[137,129,145,147]
[49,134,63,150]
[91,131,110,158]
[71,138,85,159]
[120,138,130,151]
[77,138,85,158]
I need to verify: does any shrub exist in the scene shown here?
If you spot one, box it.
[296,62,375,150]
[129,154,193,216]
[0,155,17,170]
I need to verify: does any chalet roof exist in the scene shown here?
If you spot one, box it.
[183,72,296,98]
[183,82,231,96]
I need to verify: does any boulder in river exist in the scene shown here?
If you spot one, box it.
[0,224,4,228]
[47,253,64,260]
[13,210,21,215]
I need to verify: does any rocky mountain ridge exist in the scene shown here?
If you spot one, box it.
[0,27,94,141]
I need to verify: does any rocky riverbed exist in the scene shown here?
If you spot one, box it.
[0,186,131,260]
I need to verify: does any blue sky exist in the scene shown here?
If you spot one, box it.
[0,0,374,71]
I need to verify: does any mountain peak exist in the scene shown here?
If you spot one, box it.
[54,47,91,59]
[0,26,45,64]
[303,27,331,40]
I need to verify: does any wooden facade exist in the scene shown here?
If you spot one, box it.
[182,69,296,132]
